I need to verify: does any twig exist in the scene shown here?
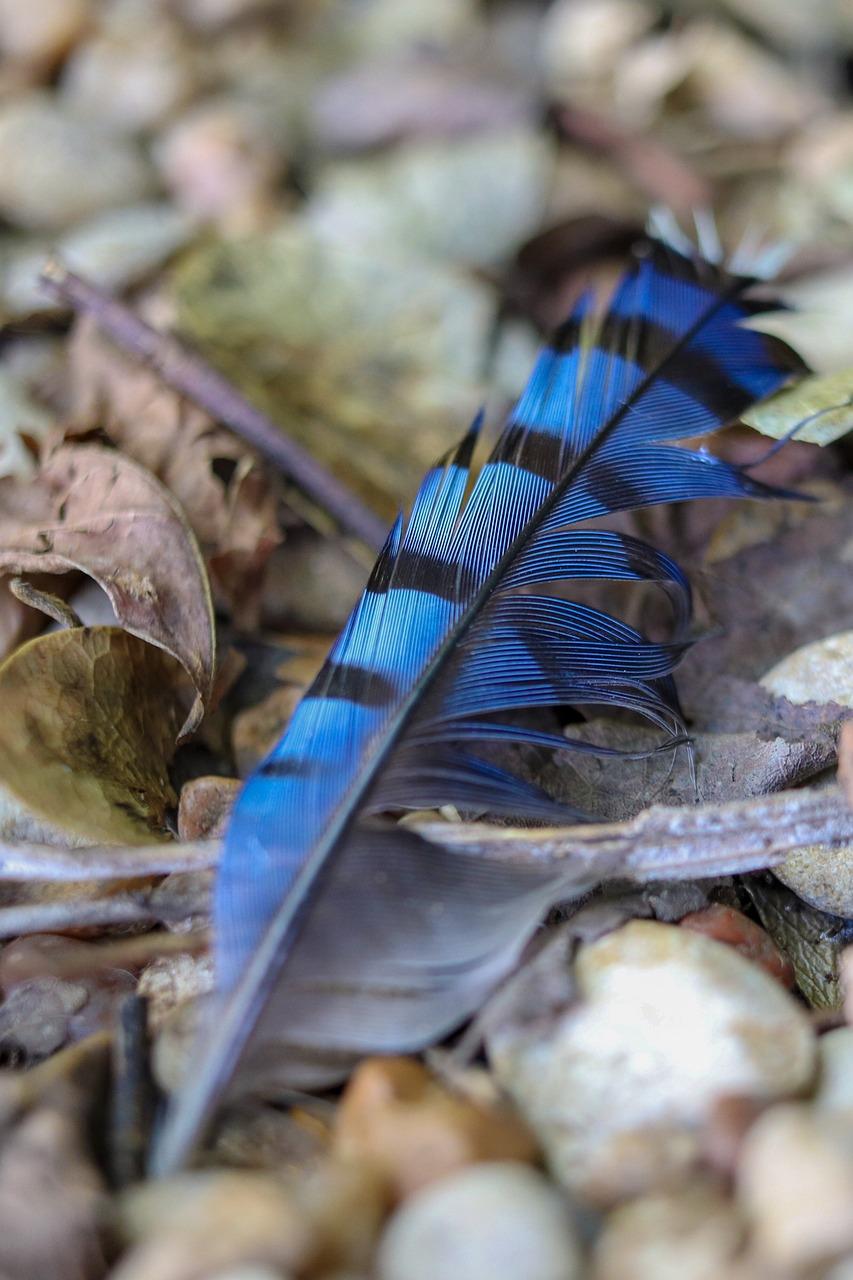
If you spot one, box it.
[39,260,388,552]
[110,996,157,1189]
[416,784,853,880]
[0,895,159,937]
[21,930,210,981]
[0,837,218,881]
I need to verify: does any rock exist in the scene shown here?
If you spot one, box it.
[0,0,91,73]
[376,1163,582,1280]
[60,16,198,134]
[137,954,214,1032]
[0,94,153,232]
[759,631,853,914]
[294,1158,388,1274]
[0,1107,109,1280]
[232,685,305,778]
[3,203,194,318]
[308,129,553,270]
[334,1057,537,1200]
[0,977,88,1060]
[155,97,285,226]
[774,841,853,917]
[815,1027,853,1116]
[737,1103,853,1272]
[150,997,207,1094]
[178,775,240,840]
[591,1182,744,1280]
[761,631,853,707]
[115,1172,315,1280]
[679,904,794,987]
[489,920,816,1205]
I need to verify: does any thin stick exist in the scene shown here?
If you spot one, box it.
[416,784,853,880]
[40,260,388,552]
[0,838,218,881]
[0,896,158,937]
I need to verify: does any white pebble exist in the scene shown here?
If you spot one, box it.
[377,1163,581,1280]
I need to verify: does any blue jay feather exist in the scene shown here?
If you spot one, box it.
[154,236,804,1172]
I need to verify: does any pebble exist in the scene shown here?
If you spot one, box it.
[774,841,853,917]
[377,1162,582,1280]
[334,1057,537,1200]
[761,630,853,707]
[489,920,815,1205]
[760,631,853,913]
[178,775,240,840]
[155,97,285,225]
[60,17,198,134]
[591,1181,744,1280]
[737,1102,853,1272]
[0,93,154,231]
[115,1172,315,1280]
[679,904,794,987]
[232,685,305,778]
[0,0,91,72]
[3,203,195,318]
[815,1027,853,1116]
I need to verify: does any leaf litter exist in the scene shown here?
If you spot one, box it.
[1,0,853,1276]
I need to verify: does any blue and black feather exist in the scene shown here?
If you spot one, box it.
[154,236,805,1170]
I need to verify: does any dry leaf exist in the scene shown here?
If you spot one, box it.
[0,626,185,844]
[0,444,215,736]
[743,369,853,446]
[66,315,282,627]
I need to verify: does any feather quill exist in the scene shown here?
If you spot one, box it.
[154,235,803,1172]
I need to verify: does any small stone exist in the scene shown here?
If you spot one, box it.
[759,637,853,915]
[0,1107,109,1280]
[3,203,194,318]
[61,17,198,134]
[155,98,285,225]
[137,953,213,1032]
[0,93,153,232]
[377,1163,582,1280]
[334,1057,537,1200]
[761,631,853,707]
[0,976,88,1059]
[815,1027,853,1117]
[0,0,91,72]
[178,775,240,840]
[679,905,794,987]
[489,920,816,1205]
[151,998,205,1094]
[737,1103,853,1271]
[591,1182,744,1280]
[232,685,305,778]
[774,842,853,917]
[115,1171,314,1280]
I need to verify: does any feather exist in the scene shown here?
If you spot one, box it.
[153,236,804,1172]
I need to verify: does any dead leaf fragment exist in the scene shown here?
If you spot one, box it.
[743,369,853,446]
[0,444,215,736]
[0,626,185,843]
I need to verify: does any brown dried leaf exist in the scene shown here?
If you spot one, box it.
[0,444,215,737]
[66,315,281,627]
[0,626,185,844]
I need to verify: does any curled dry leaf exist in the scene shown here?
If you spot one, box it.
[67,316,282,628]
[0,444,215,736]
[743,369,853,446]
[0,626,185,844]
